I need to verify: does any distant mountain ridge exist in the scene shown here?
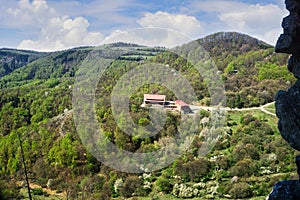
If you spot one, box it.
[0,48,47,78]
[0,32,290,95]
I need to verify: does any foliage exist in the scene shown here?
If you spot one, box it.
[48,133,79,168]
[156,177,172,193]
[0,34,297,199]
[229,182,253,199]
[257,62,293,82]
[120,176,143,198]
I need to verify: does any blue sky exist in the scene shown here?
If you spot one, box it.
[0,0,288,51]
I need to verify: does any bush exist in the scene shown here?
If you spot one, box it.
[156,177,172,193]
[120,176,142,198]
[229,182,252,199]
[229,159,258,177]
[32,188,44,195]
[185,158,211,182]
[240,114,256,125]
[0,181,22,199]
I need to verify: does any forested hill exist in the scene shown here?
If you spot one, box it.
[153,32,293,107]
[0,44,164,88]
[0,32,296,199]
[0,32,294,107]
[0,48,47,78]
[198,32,272,55]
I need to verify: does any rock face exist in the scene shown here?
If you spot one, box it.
[267,180,300,200]
[275,0,300,153]
[269,0,300,199]
[276,81,300,151]
[275,0,300,55]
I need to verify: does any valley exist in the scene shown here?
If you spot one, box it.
[0,32,297,199]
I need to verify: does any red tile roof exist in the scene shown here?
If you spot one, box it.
[175,100,189,107]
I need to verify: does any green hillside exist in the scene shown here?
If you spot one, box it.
[0,48,47,78]
[0,33,297,200]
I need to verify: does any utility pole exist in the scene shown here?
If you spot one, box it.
[17,132,32,200]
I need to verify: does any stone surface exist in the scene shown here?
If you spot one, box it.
[230,176,239,184]
[267,180,300,200]
[275,34,294,53]
[282,15,300,35]
[285,0,300,12]
[275,1,300,54]
[288,55,300,78]
[275,80,300,151]
[270,0,300,198]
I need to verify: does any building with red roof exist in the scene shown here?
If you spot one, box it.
[175,100,193,114]
[143,94,166,106]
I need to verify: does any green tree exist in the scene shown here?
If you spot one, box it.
[48,133,78,168]
[156,177,172,193]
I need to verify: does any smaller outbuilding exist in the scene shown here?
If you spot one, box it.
[175,100,193,114]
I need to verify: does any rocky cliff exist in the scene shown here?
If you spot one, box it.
[268,0,300,199]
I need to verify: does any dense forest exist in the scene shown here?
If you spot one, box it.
[0,32,298,199]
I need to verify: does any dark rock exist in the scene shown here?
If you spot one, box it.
[288,55,300,78]
[275,80,300,151]
[267,180,300,200]
[285,0,300,12]
[282,15,300,36]
[270,0,300,199]
[275,34,294,53]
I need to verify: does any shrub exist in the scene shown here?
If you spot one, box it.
[185,158,211,182]
[229,182,252,199]
[156,177,172,193]
[32,188,44,196]
[229,159,258,177]
[120,176,142,198]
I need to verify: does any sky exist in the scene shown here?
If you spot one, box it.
[0,0,289,51]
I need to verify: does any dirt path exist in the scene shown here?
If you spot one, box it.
[230,102,276,116]
[191,102,276,116]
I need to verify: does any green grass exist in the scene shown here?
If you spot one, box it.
[263,103,276,115]
[264,103,275,110]
[227,110,279,133]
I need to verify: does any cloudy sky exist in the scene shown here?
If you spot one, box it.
[0,0,288,51]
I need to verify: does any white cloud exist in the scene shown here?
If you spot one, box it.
[3,0,288,50]
[218,3,287,44]
[184,0,288,45]
[103,11,203,48]
[137,11,203,38]
[18,16,104,51]
[4,0,105,51]
[5,0,55,28]
[104,28,191,48]
[8,0,141,51]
